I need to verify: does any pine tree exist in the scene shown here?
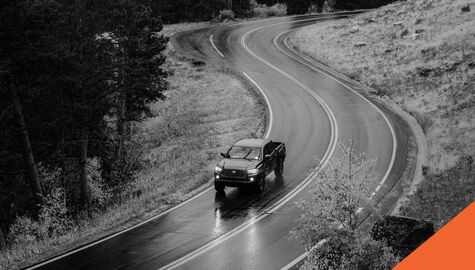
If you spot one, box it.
[1,72,43,204]
[104,0,168,187]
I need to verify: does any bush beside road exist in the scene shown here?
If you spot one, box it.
[289,0,474,229]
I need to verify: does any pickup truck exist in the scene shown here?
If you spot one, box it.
[214,138,286,193]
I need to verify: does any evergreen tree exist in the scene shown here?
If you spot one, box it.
[103,0,168,189]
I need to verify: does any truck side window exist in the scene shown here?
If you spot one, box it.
[264,142,274,156]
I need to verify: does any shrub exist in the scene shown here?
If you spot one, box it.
[293,142,401,268]
[8,188,71,247]
[253,3,287,18]
[411,111,433,134]
[307,3,320,14]
[102,135,143,202]
[216,9,235,22]
[38,165,63,196]
[87,158,110,209]
[191,58,206,67]
[301,235,400,270]
[269,3,287,16]
[322,0,336,13]
[7,216,40,247]
[37,188,70,237]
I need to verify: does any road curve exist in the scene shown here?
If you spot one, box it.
[27,13,409,270]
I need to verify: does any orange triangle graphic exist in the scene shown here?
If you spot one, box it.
[394,201,475,270]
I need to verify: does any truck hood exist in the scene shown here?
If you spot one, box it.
[218,159,260,170]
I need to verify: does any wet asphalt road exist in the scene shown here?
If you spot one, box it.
[28,13,410,270]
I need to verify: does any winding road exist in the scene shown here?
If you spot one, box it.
[27,12,411,270]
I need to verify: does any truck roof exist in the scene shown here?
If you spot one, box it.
[234,138,270,147]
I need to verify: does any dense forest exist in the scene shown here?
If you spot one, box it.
[153,0,399,23]
[0,0,168,250]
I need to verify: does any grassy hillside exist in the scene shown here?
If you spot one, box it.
[289,0,474,229]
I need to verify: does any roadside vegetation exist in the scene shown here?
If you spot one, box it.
[250,0,287,18]
[152,0,394,24]
[289,0,474,229]
[293,143,400,269]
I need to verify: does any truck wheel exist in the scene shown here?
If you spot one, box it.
[255,176,265,193]
[214,182,225,193]
[275,159,284,178]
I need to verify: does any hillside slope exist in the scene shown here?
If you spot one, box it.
[289,0,474,229]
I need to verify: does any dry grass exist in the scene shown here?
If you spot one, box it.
[134,48,265,208]
[0,47,264,270]
[162,22,211,36]
[289,0,474,229]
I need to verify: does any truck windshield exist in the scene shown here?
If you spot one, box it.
[228,146,261,160]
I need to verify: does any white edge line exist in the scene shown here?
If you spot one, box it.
[209,34,225,58]
[276,24,398,270]
[242,72,273,139]
[281,252,308,270]
[280,239,327,270]
[280,34,397,198]
[159,25,340,270]
[27,186,213,269]
[239,20,340,162]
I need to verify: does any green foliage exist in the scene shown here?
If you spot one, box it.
[322,0,336,13]
[293,142,400,269]
[8,188,70,247]
[293,142,377,247]
[7,216,39,247]
[151,0,250,23]
[0,0,168,247]
[252,3,287,18]
[301,234,399,270]
[256,0,397,15]
[95,0,168,195]
[216,9,235,21]
[108,0,168,120]
[87,158,111,209]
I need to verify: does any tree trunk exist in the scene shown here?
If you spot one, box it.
[1,72,43,204]
[0,225,6,251]
[79,127,89,209]
[116,94,126,161]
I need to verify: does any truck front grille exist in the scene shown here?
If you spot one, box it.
[221,169,247,179]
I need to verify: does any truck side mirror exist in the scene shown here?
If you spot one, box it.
[220,153,226,158]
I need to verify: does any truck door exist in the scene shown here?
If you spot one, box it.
[263,142,276,174]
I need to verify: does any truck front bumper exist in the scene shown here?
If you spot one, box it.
[214,173,258,187]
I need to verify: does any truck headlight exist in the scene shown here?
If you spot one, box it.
[247,168,259,175]
[215,166,222,172]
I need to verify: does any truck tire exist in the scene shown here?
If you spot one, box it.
[275,159,284,178]
[214,182,225,193]
[255,176,265,193]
